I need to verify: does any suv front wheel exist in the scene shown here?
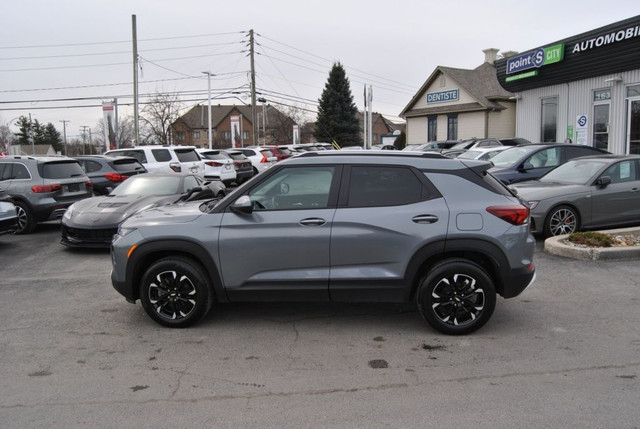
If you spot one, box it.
[139,257,214,328]
[417,259,496,335]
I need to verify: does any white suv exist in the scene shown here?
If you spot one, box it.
[105,146,205,177]
[196,148,236,185]
[236,147,277,175]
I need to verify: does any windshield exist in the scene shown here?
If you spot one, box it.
[489,146,536,167]
[451,140,474,149]
[457,150,483,159]
[110,175,182,196]
[539,159,608,184]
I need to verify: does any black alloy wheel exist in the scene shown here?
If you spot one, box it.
[140,257,213,328]
[417,259,496,335]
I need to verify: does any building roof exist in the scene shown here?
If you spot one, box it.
[400,61,513,117]
[175,104,294,130]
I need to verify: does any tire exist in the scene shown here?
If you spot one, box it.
[139,256,214,328]
[417,259,496,335]
[544,205,579,238]
[14,201,36,235]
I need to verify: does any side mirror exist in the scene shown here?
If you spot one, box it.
[180,186,205,201]
[230,195,253,214]
[520,162,534,171]
[596,176,612,187]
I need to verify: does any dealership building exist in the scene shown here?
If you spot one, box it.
[494,15,640,154]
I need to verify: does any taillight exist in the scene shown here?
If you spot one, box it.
[260,154,269,163]
[104,173,128,183]
[205,161,223,167]
[486,205,530,226]
[32,184,62,193]
[86,181,93,187]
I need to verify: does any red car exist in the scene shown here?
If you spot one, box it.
[263,146,293,161]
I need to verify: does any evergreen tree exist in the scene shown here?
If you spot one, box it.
[13,116,63,152]
[315,62,361,147]
[42,123,63,153]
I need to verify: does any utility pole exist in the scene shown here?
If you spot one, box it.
[249,29,258,145]
[132,14,140,145]
[80,126,89,155]
[202,71,213,149]
[59,120,69,155]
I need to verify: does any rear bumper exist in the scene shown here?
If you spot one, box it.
[500,264,536,299]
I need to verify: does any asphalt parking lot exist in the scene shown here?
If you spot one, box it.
[1,222,639,428]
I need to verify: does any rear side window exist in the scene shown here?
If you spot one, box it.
[41,161,85,179]
[174,149,201,162]
[348,166,423,207]
[151,149,172,162]
[2,163,30,180]
[109,150,146,164]
[84,160,103,173]
[566,146,606,159]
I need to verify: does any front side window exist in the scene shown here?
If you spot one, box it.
[348,166,422,207]
[182,175,200,192]
[427,116,437,142]
[249,166,336,210]
[600,160,638,184]
[526,147,561,169]
[541,97,558,142]
[447,114,458,140]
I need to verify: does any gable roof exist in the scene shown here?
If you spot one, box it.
[175,104,295,130]
[400,62,513,117]
[176,105,254,129]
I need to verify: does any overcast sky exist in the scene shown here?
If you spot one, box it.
[2,0,639,141]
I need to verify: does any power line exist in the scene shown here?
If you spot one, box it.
[0,31,246,50]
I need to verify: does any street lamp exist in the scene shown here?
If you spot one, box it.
[202,71,213,149]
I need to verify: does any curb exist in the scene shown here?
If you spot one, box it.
[544,227,640,261]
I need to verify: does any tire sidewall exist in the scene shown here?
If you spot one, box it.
[13,201,35,235]
[417,259,496,335]
[139,257,213,328]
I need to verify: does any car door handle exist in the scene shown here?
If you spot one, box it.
[631,188,639,193]
[299,218,326,227]
[412,214,439,224]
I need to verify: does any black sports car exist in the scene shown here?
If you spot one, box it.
[60,173,225,248]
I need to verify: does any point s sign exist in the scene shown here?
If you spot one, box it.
[506,44,565,75]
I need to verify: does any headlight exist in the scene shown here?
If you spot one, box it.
[63,203,75,220]
[527,201,539,210]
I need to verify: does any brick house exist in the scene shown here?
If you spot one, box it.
[171,104,296,149]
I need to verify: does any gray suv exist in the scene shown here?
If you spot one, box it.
[111,151,536,334]
[0,156,93,234]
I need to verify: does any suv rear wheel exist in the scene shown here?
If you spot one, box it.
[14,201,36,235]
[417,259,496,335]
[139,257,213,328]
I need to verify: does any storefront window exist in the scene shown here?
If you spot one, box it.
[447,114,458,140]
[593,100,610,152]
[628,85,640,154]
[427,116,437,142]
[541,97,558,142]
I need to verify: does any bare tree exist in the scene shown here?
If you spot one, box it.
[140,92,183,145]
[94,116,137,150]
